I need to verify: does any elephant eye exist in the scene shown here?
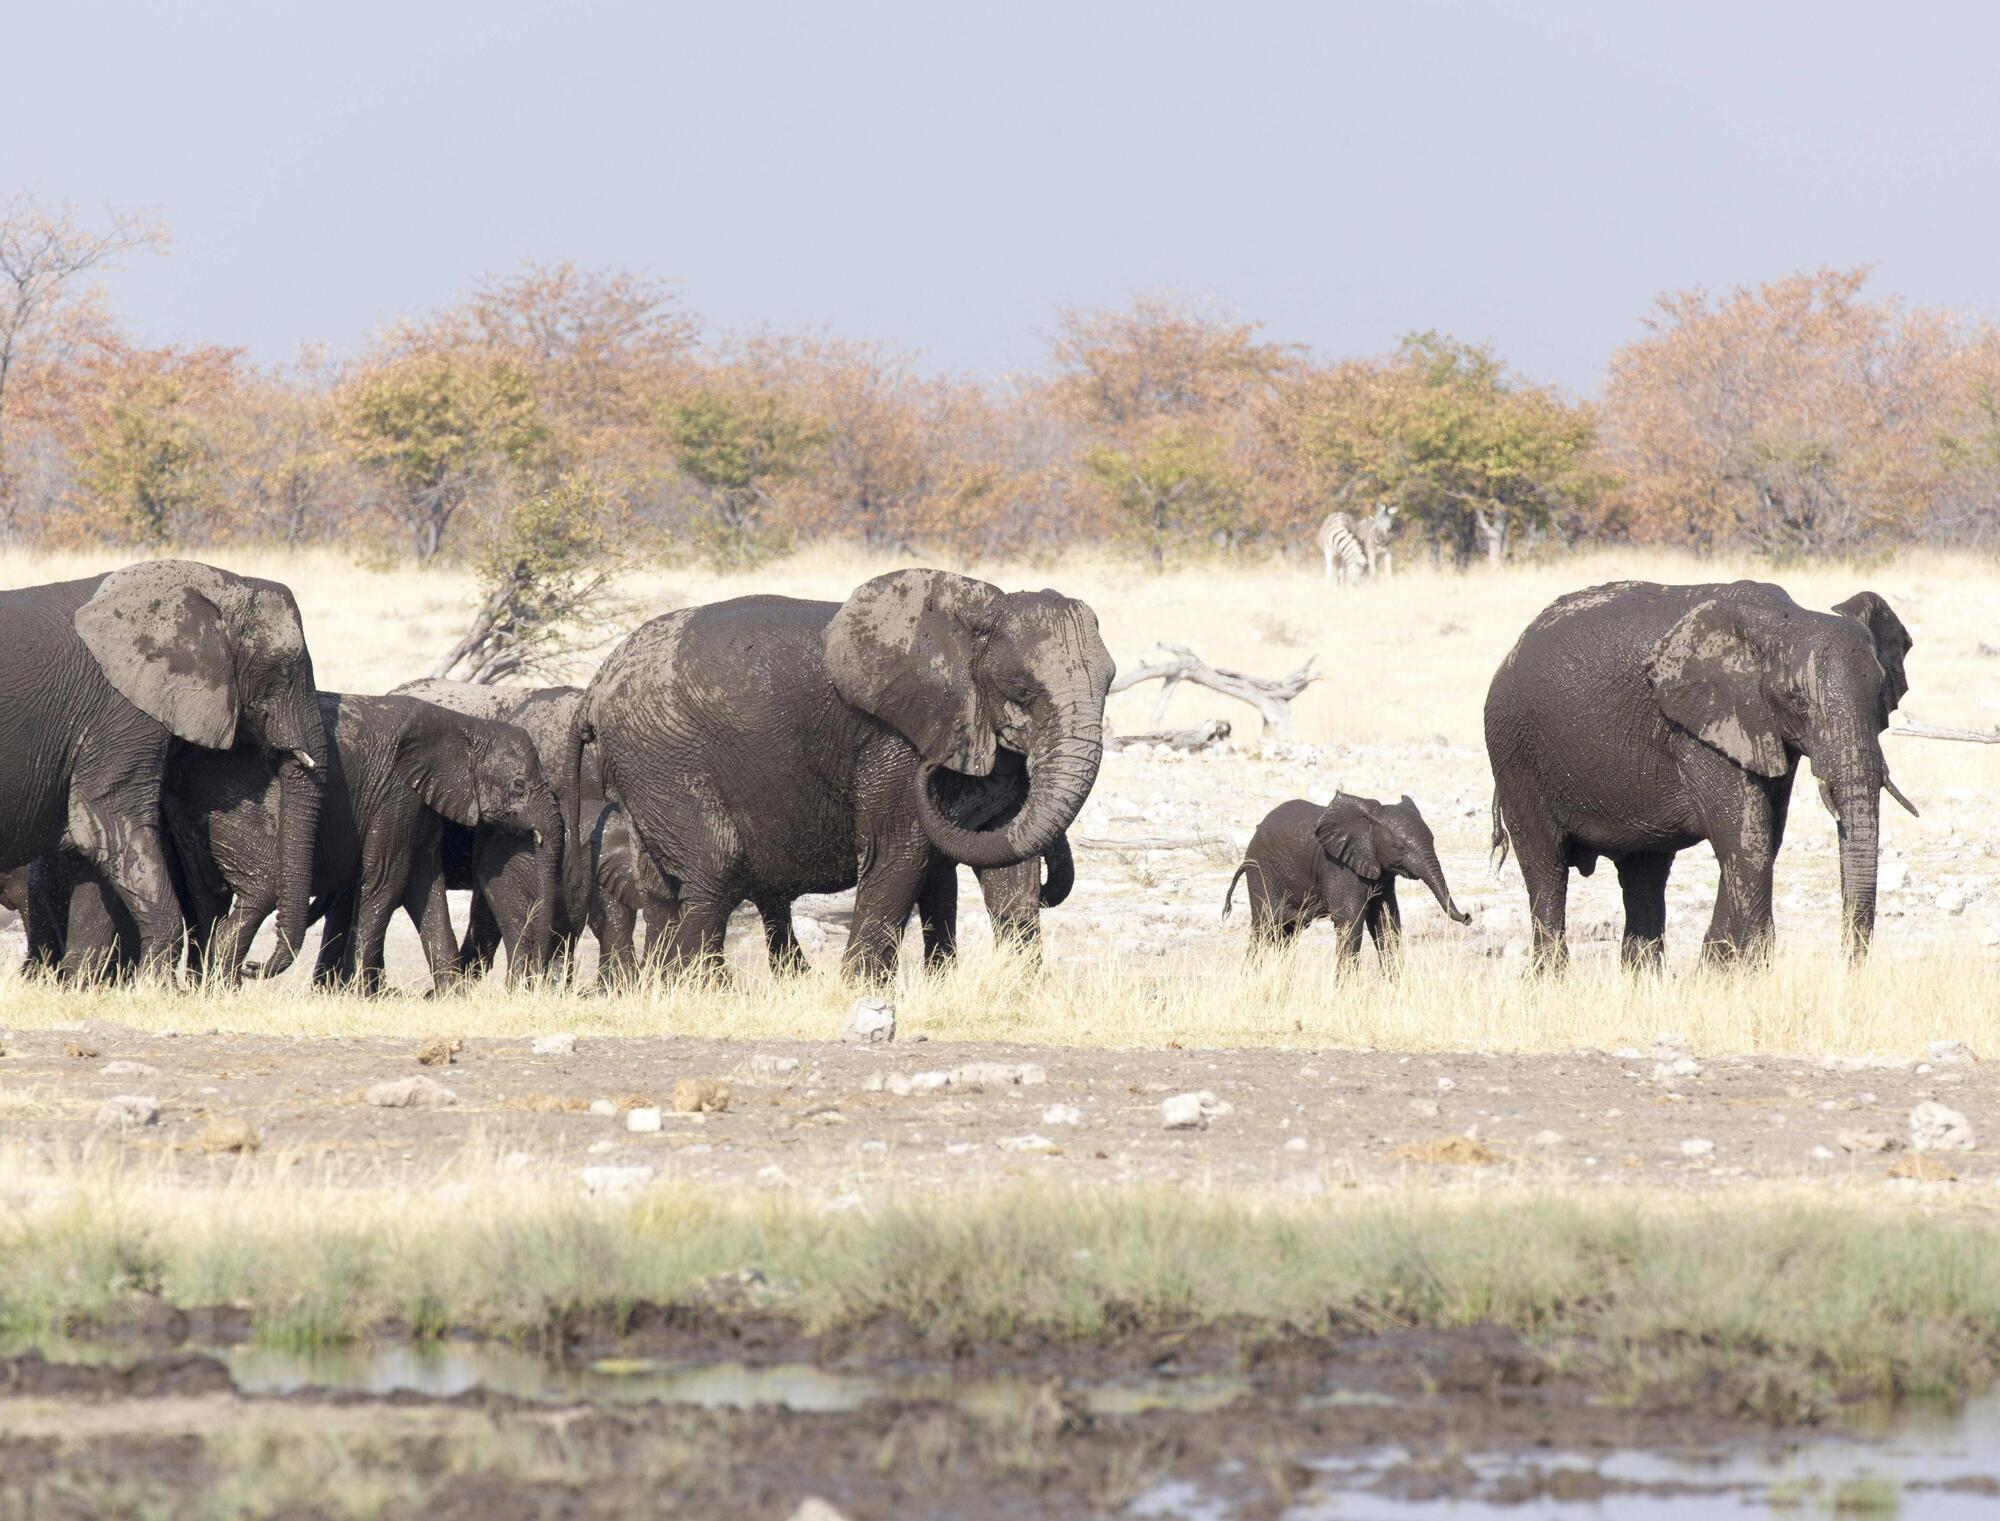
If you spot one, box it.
[510,776,526,796]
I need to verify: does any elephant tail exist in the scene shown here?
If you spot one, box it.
[1489,790,1512,873]
[560,702,596,924]
[1222,862,1250,920]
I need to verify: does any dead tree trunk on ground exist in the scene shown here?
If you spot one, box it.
[1110,645,1320,738]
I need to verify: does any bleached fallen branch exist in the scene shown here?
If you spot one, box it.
[1076,834,1221,852]
[1110,645,1320,738]
[1888,716,2000,745]
[1107,718,1233,753]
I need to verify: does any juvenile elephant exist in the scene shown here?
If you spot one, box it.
[1224,795,1470,963]
[1484,580,1914,968]
[577,796,679,985]
[570,569,1115,980]
[393,679,589,980]
[161,694,560,993]
[0,560,327,979]
[916,833,1075,963]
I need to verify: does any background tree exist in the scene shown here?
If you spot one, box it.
[337,352,546,559]
[1084,421,1249,567]
[658,371,823,565]
[69,344,238,546]
[0,195,165,540]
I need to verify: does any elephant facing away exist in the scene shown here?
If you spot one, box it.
[571,569,1116,980]
[1224,796,1470,964]
[159,693,560,993]
[1484,580,1914,969]
[0,561,327,979]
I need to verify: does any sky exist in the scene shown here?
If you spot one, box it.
[7,0,1999,395]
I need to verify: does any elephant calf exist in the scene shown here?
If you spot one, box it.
[1224,794,1470,964]
[578,796,679,986]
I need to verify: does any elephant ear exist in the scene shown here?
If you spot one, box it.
[74,565,239,750]
[1833,591,1912,721]
[823,569,1004,776]
[1314,794,1383,880]
[1644,598,1789,778]
[392,713,482,827]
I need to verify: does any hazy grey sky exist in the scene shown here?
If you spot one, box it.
[8,1,1998,394]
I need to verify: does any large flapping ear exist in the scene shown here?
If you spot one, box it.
[392,711,483,827]
[1644,598,1789,777]
[1314,793,1384,880]
[1833,591,1912,721]
[823,568,1005,775]
[74,562,239,749]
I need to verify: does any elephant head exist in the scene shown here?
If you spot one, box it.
[823,569,1116,871]
[1314,793,1471,923]
[1644,585,1914,954]
[74,560,327,976]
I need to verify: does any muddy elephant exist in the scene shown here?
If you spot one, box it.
[1484,580,1914,968]
[576,796,679,985]
[0,560,326,979]
[393,679,590,981]
[155,693,560,993]
[569,569,1115,980]
[1225,795,1469,963]
[916,833,1076,964]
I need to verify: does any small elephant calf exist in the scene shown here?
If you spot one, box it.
[1225,794,1471,963]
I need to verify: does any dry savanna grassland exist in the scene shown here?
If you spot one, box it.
[4,544,2000,1518]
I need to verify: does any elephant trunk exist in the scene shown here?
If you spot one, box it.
[258,755,324,979]
[530,790,565,970]
[1834,780,1881,957]
[913,693,1103,871]
[1410,843,1472,925]
[1039,832,1075,908]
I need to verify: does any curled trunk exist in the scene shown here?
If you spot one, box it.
[1411,844,1472,924]
[913,697,1103,870]
[1039,832,1075,908]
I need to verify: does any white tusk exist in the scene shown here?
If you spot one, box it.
[1884,776,1919,817]
[290,749,316,771]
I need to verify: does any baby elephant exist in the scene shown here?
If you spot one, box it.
[1225,794,1471,963]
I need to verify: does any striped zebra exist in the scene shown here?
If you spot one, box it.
[1317,503,1395,585]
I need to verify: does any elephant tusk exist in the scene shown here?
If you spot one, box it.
[290,749,316,771]
[1883,776,1920,818]
[532,828,545,848]
[1817,778,1838,817]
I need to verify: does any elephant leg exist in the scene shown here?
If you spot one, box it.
[757,896,809,976]
[314,890,355,987]
[664,894,734,974]
[593,892,638,989]
[61,868,139,984]
[1701,795,1779,963]
[70,809,180,982]
[402,850,460,994]
[1497,789,1570,972]
[210,895,274,984]
[978,858,1043,954]
[460,892,504,982]
[1364,884,1404,970]
[1329,911,1367,963]
[845,837,932,983]
[25,857,71,973]
[1615,851,1675,970]
[350,885,398,997]
[916,857,959,969]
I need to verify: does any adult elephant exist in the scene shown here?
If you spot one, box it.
[0,561,326,979]
[569,569,1115,979]
[392,679,589,980]
[1485,580,1913,969]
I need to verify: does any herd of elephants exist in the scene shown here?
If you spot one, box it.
[0,559,1917,995]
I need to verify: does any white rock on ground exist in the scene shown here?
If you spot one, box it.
[1042,1103,1083,1126]
[1679,1137,1715,1157]
[365,1076,458,1109]
[580,1165,655,1197]
[998,1134,1061,1154]
[588,1098,618,1116]
[1937,887,1968,916]
[1879,860,1911,892]
[95,1095,160,1130]
[1283,1136,1308,1153]
[1652,1057,1704,1083]
[626,1107,663,1133]
[788,1498,851,1521]
[1929,1040,1976,1065]
[99,1060,157,1078]
[1530,1130,1564,1146]
[951,1061,1047,1088]
[531,1033,577,1056]
[840,996,896,1044]
[1161,1093,1208,1130]
[750,1054,801,1076]
[1836,1129,1901,1154]
[1910,1101,1976,1153]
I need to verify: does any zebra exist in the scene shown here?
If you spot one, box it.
[1317,503,1395,585]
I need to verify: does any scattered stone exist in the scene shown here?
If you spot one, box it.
[1679,1138,1715,1157]
[586,1140,615,1155]
[626,1107,663,1133]
[840,996,896,1044]
[1161,1093,1208,1130]
[750,1054,801,1077]
[95,1095,160,1130]
[1809,1145,1837,1161]
[1652,1031,1689,1052]
[1889,1154,1958,1183]
[944,1142,974,1157]
[1435,1076,1456,1092]
[531,1033,578,1056]
[1910,1100,1975,1153]
[580,1165,655,1197]
[954,1061,1048,1088]
[1879,860,1910,893]
[818,1193,865,1215]
[755,1165,790,1186]
[365,1076,458,1109]
[587,1098,618,1117]
[1041,1103,1083,1126]
[1283,1136,1308,1153]
[866,1069,952,1096]
[194,1116,259,1154]
[788,1497,853,1521]
[1837,1129,1901,1154]
[416,1036,462,1067]
[99,1060,157,1078]
[999,1134,1062,1154]
[1408,1098,1440,1119]
[1393,1137,1500,1166]
[1652,1057,1704,1083]
[1937,887,1968,916]
[1530,1129,1564,1146]
[1929,1040,1976,1065]
[672,1078,731,1114]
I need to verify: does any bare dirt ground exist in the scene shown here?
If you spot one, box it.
[3,1019,1992,1196]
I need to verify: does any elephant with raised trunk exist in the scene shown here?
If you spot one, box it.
[1224,795,1470,963]
[569,568,1116,980]
[0,560,326,979]
[1484,580,1914,968]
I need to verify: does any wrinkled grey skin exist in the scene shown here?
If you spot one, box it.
[578,796,679,986]
[393,679,586,981]
[1484,580,1914,969]
[0,561,327,979]
[569,569,1116,980]
[1224,795,1470,964]
[916,833,1075,964]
